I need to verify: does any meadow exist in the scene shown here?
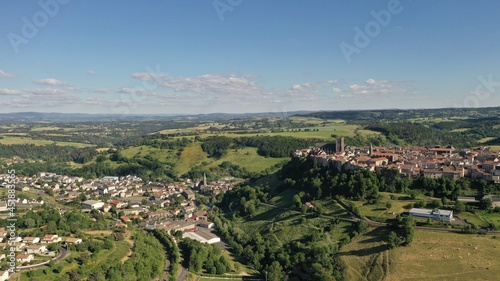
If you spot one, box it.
[0,135,94,148]
[386,231,500,281]
[340,228,500,281]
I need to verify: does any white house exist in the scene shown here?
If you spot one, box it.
[41,234,62,244]
[81,200,105,210]
[0,270,9,281]
[25,244,47,255]
[22,237,40,244]
[409,208,453,222]
[65,237,83,244]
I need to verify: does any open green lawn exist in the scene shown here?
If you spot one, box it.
[358,129,384,136]
[0,135,94,148]
[386,230,500,281]
[341,227,500,281]
[454,212,487,227]
[175,142,287,175]
[121,145,176,160]
[450,128,471,133]
[208,147,288,173]
[475,211,500,228]
[340,227,390,281]
[175,142,209,175]
[489,145,500,151]
[352,192,417,222]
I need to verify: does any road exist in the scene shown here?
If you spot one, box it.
[18,246,70,270]
[176,268,189,281]
[261,201,500,235]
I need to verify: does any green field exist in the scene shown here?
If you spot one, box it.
[340,227,390,281]
[121,145,176,160]
[208,147,288,173]
[341,228,500,281]
[175,142,210,175]
[175,142,288,176]
[0,135,93,148]
[387,231,500,281]
[352,193,417,222]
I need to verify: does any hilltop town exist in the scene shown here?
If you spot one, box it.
[297,137,500,184]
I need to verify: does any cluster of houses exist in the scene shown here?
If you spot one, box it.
[0,229,82,267]
[295,142,500,183]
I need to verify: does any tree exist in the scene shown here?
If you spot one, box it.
[266,261,285,281]
[454,200,466,213]
[293,194,302,208]
[402,216,416,245]
[387,231,401,249]
[385,201,393,210]
[480,198,493,210]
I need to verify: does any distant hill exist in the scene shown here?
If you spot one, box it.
[0,111,314,124]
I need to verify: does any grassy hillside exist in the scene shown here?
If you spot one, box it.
[175,142,209,175]
[0,135,94,148]
[340,228,500,281]
[387,231,500,281]
[340,227,390,281]
[175,142,287,175]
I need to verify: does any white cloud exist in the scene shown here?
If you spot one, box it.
[87,70,96,75]
[332,79,411,99]
[31,88,66,95]
[0,70,15,78]
[0,89,21,95]
[94,88,115,94]
[85,97,109,105]
[33,78,68,86]
[118,87,157,96]
[131,72,263,97]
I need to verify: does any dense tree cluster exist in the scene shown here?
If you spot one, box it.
[201,136,233,158]
[209,207,347,280]
[152,229,180,281]
[66,230,166,281]
[365,122,478,148]
[218,185,270,216]
[235,136,317,158]
[179,238,232,275]
[142,137,192,150]
[0,144,97,163]
[1,207,108,237]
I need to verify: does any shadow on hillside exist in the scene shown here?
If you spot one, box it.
[339,244,387,257]
[339,227,389,257]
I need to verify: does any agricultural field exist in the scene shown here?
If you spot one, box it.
[208,147,288,173]
[341,228,500,281]
[386,231,500,281]
[175,143,288,175]
[0,135,94,148]
[175,142,210,175]
[121,145,176,161]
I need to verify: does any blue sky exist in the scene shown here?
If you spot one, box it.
[1,0,499,114]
